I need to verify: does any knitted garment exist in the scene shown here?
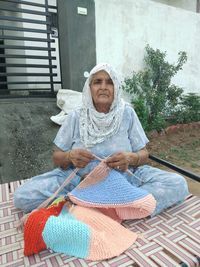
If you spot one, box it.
[69,161,156,220]
[24,161,156,260]
[24,199,65,256]
[24,198,137,260]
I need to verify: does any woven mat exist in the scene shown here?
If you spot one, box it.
[0,181,200,267]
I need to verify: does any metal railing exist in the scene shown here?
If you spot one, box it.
[150,154,200,183]
[0,0,61,97]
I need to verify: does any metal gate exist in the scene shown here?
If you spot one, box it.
[0,0,61,98]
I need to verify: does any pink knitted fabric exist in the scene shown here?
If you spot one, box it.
[70,205,137,260]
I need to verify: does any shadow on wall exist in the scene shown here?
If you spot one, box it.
[0,99,60,184]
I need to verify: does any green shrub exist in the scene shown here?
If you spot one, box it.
[131,97,149,131]
[171,93,200,123]
[123,45,187,131]
[151,113,167,132]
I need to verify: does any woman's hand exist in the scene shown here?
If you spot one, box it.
[53,149,70,169]
[106,152,131,171]
[53,148,94,169]
[69,149,94,168]
[105,148,149,171]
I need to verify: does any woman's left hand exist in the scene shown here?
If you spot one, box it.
[106,152,129,171]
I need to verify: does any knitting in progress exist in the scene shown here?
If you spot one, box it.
[23,160,156,261]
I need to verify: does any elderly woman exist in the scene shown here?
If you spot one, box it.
[14,63,189,216]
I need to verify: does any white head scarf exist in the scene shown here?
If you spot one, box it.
[79,63,125,148]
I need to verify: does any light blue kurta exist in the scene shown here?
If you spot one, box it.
[14,104,189,215]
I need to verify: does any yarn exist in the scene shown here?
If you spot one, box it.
[23,157,156,260]
[69,161,156,220]
[24,199,66,256]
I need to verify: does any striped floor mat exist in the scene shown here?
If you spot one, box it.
[0,181,200,267]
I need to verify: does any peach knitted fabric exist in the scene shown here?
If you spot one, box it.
[69,205,137,260]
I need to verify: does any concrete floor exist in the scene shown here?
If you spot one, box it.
[0,98,60,184]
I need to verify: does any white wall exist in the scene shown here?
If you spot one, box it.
[151,0,197,12]
[95,0,200,95]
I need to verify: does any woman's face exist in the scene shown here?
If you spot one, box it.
[90,70,114,113]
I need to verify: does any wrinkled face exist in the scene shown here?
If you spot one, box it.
[90,70,114,112]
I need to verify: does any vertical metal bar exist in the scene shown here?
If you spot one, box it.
[45,0,54,94]
[0,29,8,93]
[0,0,60,98]
[56,0,63,89]
[197,0,200,13]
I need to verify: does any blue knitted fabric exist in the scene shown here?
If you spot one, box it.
[42,207,90,258]
[69,169,149,205]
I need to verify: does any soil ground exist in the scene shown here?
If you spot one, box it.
[147,127,200,196]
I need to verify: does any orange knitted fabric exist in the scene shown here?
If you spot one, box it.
[24,200,65,256]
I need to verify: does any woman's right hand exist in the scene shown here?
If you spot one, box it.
[69,149,94,168]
